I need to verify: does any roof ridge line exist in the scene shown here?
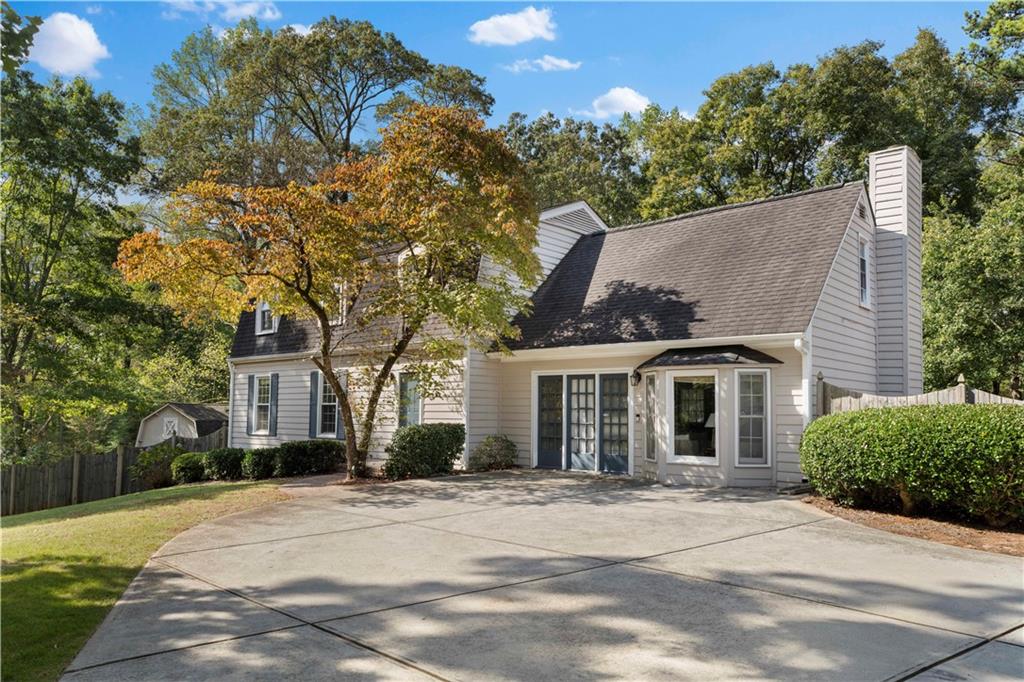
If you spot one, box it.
[606,182,856,234]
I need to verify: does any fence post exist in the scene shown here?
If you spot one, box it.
[7,465,15,516]
[71,453,81,505]
[957,373,973,404]
[115,444,125,497]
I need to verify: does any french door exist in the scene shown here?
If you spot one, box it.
[536,372,629,473]
[536,375,564,469]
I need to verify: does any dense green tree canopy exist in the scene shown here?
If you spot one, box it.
[145,17,494,191]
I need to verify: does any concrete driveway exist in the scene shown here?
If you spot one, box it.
[64,471,1023,681]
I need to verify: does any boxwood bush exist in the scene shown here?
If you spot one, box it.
[800,405,1024,526]
[242,448,278,480]
[131,443,185,489]
[468,435,518,472]
[203,448,245,480]
[171,452,207,485]
[382,423,465,480]
[274,440,343,477]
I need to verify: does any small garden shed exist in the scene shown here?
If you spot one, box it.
[135,403,228,447]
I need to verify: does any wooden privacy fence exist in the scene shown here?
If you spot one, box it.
[1,427,228,517]
[816,373,1024,417]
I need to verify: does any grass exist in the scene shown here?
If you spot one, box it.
[0,481,289,681]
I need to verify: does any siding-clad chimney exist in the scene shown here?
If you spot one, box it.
[869,146,923,395]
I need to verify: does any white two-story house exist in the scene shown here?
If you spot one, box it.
[226,145,923,487]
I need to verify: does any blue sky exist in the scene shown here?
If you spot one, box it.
[15,1,986,126]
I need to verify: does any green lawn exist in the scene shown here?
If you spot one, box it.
[0,481,289,681]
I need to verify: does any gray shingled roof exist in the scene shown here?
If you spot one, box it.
[507,183,864,351]
[166,403,227,436]
[229,183,863,358]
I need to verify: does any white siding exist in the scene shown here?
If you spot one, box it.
[230,357,464,461]
[770,347,809,485]
[494,345,806,486]
[809,191,879,395]
[870,146,923,395]
[466,203,605,458]
[465,348,500,457]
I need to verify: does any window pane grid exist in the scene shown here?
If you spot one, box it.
[600,375,628,458]
[738,372,767,464]
[255,376,271,432]
[569,376,595,455]
[319,377,337,435]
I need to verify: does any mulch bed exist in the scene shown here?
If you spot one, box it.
[804,496,1024,557]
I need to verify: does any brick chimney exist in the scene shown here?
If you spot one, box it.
[869,146,923,395]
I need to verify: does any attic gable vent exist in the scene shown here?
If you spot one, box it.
[858,204,867,220]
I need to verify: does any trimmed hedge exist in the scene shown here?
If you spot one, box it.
[382,423,465,480]
[468,435,518,472]
[203,448,245,480]
[242,448,277,480]
[800,404,1024,527]
[171,452,207,485]
[274,440,343,477]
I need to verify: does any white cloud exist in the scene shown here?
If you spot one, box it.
[85,5,103,14]
[575,86,651,119]
[29,12,111,77]
[160,1,280,22]
[284,23,312,36]
[504,54,581,74]
[469,6,555,46]
[220,1,280,21]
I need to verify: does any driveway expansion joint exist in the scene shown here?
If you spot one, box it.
[893,623,1024,680]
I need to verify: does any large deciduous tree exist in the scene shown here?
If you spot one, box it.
[118,106,538,478]
[502,112,646,226]
[144,17,493,192]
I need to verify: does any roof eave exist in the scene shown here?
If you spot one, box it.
[490,333,803,363]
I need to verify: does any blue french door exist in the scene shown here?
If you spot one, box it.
[536,375,564,469]
[568,375,597,470]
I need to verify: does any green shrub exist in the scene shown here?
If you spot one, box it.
[275,440,343,477]
[130,443,185,489]
[203,448,245,480]
[800,405,1024,526]
[382,423,465,480]
[242,447,277,480]
[171,452,207,485]
[468,435,518,472]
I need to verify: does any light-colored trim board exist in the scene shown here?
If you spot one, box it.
[734,367,772,468]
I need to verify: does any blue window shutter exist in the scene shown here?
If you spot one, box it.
[269,373,279,436]
[308,371,319,438]
[335,371,345,440]
[246,375,255,435]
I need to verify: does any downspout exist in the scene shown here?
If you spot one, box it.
[795,330,812,485]
[462,340,471,470]
[795,331,812,428]
[226,359,235,448]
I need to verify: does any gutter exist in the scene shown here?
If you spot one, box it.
[491,333,803,363]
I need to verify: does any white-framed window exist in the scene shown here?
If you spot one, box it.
[666,369,718,465]
[859,237,870,307]
[644,374,657,461]
[162,417,178,438]
[254,375,272,433]
[397,372,422,428]
[255,301,276,335]
[318,375,338,436]
[735,369,771,467]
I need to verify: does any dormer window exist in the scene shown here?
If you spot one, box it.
[255,302,276,335]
